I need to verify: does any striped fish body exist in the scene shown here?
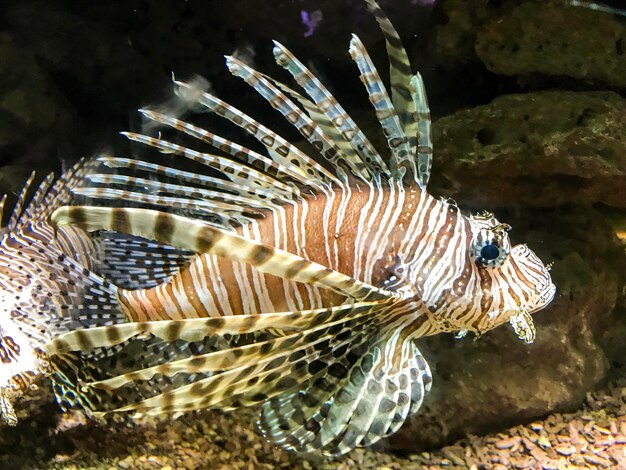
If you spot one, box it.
[117,184,422,321]
[48,0,556,456]
[115,184,552,339]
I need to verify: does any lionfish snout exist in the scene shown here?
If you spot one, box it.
[509,244,556,313]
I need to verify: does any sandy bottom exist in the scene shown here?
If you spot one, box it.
[2,378,624,470]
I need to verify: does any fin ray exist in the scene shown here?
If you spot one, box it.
[52,206,394,301]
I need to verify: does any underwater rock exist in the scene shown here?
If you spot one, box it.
[434,0,498,66]
[430,90,626,209]
[387,207,626,451]
[475,2,626,88]
[436,0,626,88]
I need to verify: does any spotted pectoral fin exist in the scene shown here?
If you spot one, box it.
[259,332,432,456]
[44,301,383,356]
[64,302,388,418]
[52,206,394,302]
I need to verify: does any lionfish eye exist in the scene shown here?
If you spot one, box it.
[480,243,500,261]
[471,223,510,269]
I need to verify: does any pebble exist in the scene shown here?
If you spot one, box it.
[555,444,575,456]
[495,437,517,449]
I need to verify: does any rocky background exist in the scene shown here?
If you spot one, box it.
[0,0,625,468]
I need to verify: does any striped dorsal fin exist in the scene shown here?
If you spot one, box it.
[172,79,341,187]
[349,33,413,181]
[271,41,389,181]
[364,0,433,188]
[68,0,433,237]
[225,56,366,184]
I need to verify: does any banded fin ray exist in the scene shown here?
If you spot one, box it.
[80,303,378,391]
[50,334,227,413]
[225,56,364,183]
[20,173,55,223]
[271,41,389,180]
[75,187,258,226]
[254,69,379,182]
[364,0,433,188]
[44,301,381,355]
[121,132,296,197]
[173,79,340,187]
[137,109,313,189]
[89,314,379,417]
[349,34,413,181]
[51,206,394,301]
[6,171,36,229]
[84,173,271,212]
[94,156,285,212]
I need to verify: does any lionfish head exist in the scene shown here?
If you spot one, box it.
[469,212,556,342]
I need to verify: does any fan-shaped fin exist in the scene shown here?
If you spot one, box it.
[76,310,380,418]
[84,315,363,391]
[259,329,432,456]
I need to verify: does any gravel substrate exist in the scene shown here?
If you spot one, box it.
[2,377,625,469]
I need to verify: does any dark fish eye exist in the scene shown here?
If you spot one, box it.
[480,243,500,261]
[471,229,509,269]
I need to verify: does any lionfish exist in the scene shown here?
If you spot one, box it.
[7,0,555,456]
[0,161,132,425]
